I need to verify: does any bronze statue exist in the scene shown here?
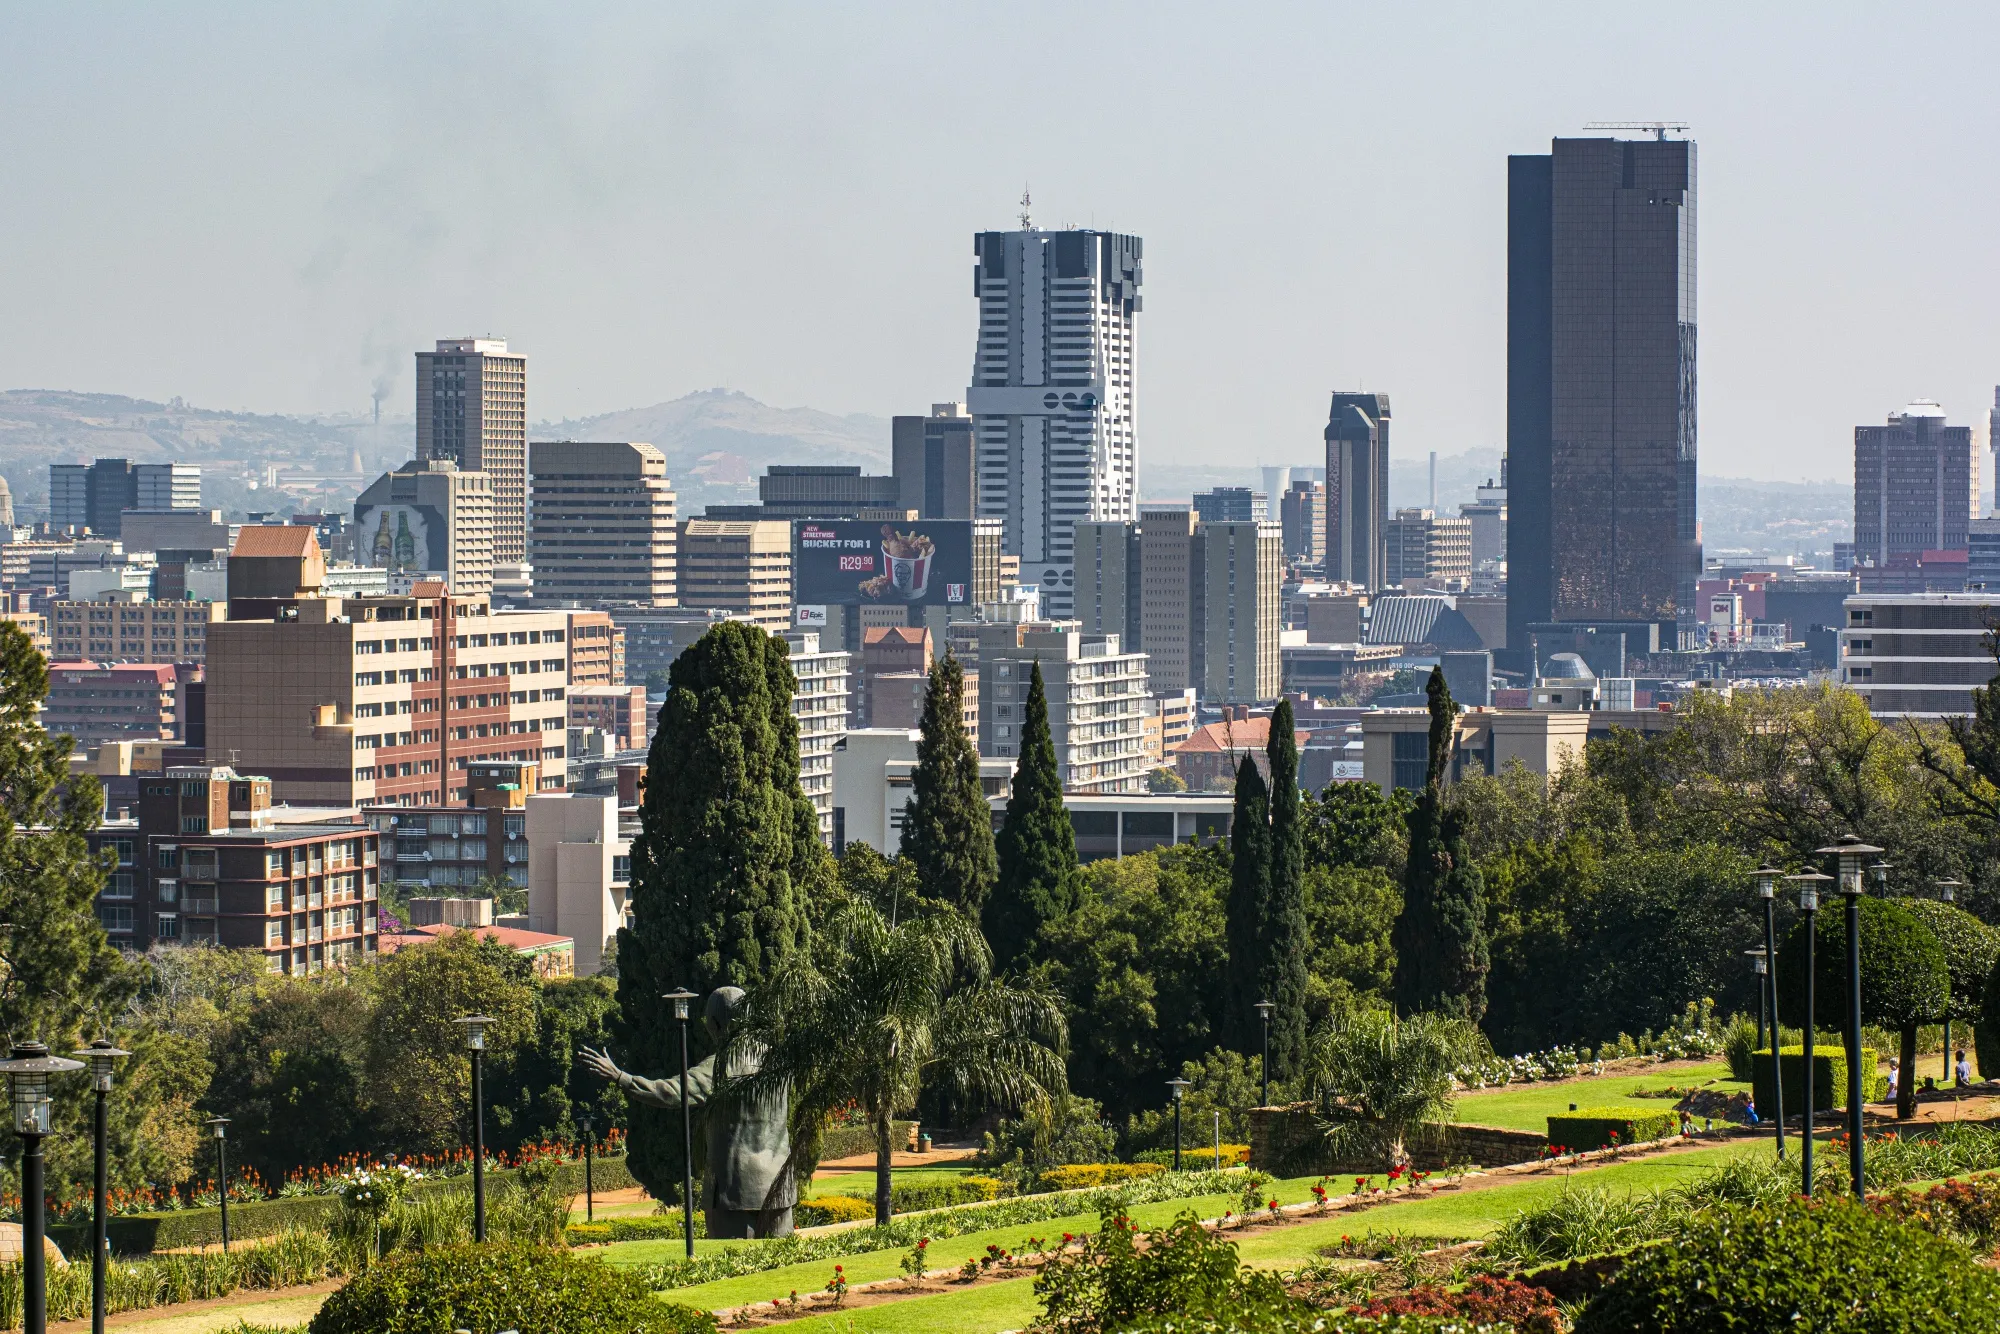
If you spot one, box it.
[580,986,796,1238]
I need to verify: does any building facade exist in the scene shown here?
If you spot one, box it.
[1073,520,1142,649]
[354,458,496,595]
[1138,508,1199,694]
[1199,521,1283,705]
[752,466,902,520]
[567,684,649,751]
[417,338,529,566]
[528,441,677,606]
[677,520,792,628]
[892,403,977,519]
[1192,489,1267,524]
[51,596,222,663]
[524,792,632,977]
[977,622,1150,792]
[1853,403,1977,569]
[1842,592,2000,718]
[1385,509,1475,584]
[44,661,179,745]
[51,460,202,539]
[1280,480,1326,563]
[1325,392,1391,590]
[970,225,1143,616]
[1509,134,1698,650]
[785,630,852,840]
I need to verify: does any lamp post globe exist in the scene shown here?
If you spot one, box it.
[72,1040,128,1334]
[664,988,700,1259]
[1,1042,84,1334]
[1167,1078,1191,1171]
[1253,1000,1276,1107]
[1754,866,1786,1161]
[456,1016,494,1241]
[1818,836,1883,1198]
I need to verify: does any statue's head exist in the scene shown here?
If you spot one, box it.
[705,986,747,1041]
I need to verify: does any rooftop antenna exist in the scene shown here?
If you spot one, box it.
[1018,186,1033,230]
[1583,121,1690,140]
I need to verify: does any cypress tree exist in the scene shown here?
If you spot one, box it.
[986,660,1079,969]
[901,650,997,916]
[1225,751,1272,1054]
[1261,698,1311,1076]
[616,621,827,1199]
[1391,667,1490,1020]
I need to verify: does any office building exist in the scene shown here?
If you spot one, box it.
[567,685,650,751]
[611,607,754,686]
[89,766,380,967]
[870,667,978,741]
[119,509,230,561]
[1853,402,1977,569]
[1141,688,1197,764]
[752,466,902,521]
[893,403,977,519]
[367,761,539,891]
[1461,469,1508,568]
[1508,132,1698,652]
[976,621,1150,792]
[1842,592,2000,718]
[830,728,1016,856]
[354,458,496,595]
[51,596,223,663]
[1193,488,1267,524]
[50,460,201,539]
[1073,520,1142,648]
[417,338,529,566]
[1280,480,1326,563]
[524,791,633,976]
[676,520,792,628]
[857,625,931,727]
[1385,509,1474,585]
[1325,393,1391,589]
[206,526,572,806]
[784,630,852,840]
[1138,508,1200,693]
[1199,521,1283,706]
[970,223,1143,616]
[528,441,677,606]
[44,661,180,745]
[564,610,625,686]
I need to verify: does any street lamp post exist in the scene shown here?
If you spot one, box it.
[204,1117,232,1252]
[1167,1078,1191,1171]
[2,1042,84,1334]
[1744,948,1770,1051]
[1756,866,1786,1161]
[664,988,699,1259]
[73,1039,129,1334]
[456,1016,493,1242]
[1787,872,1832,1195]
[1254,1000,1275,1106]
[1935,880,1964,1074]
[1819,836,1884,1198]
[579,1112,596,1223]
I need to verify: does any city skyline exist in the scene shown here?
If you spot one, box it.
[3,6,1997,485]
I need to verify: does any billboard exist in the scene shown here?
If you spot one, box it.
[354,503,445,575]
[795,520,973,607]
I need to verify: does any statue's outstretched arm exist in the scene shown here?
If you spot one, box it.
[580,1045,716,1109]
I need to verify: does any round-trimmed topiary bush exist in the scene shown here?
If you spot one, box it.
[308,1243,715,1334]
[1575,1195,2000,1333]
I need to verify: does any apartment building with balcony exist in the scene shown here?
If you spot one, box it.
[89,765,380,971]
[975,621,1151,793]
[364,761,539,891]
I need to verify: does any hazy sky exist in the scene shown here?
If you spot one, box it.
[4,3,1997,482]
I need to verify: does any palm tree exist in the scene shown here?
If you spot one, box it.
[1303,1010,1487,1171]
[730,900,1069,1226]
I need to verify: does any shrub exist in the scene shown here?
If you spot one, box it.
[1486,1183,1660,1264]
[1350,1274,1563,1333]
[308,1244,715,1334]
[1876,1173,2000,1252]
[819,1119,918,1162]
[982,1093,1118,1190]
[1037,1163,1167,1193]
[566,1213,706,1245]
[1722,1011,1759,1081]
[1750,1045,1877,1118]
[1033,1207,1298,1333]
[1131,1144,1251,1169]
[1576,1196,2000,1333]
[1543,1107,1678,1152]
[796,1195,877,1226]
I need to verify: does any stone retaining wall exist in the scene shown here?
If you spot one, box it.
[1248,1103,1546,1175]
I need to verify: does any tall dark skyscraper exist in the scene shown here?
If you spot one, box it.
[1507,132,1697,652]
[1324,392,1390,589]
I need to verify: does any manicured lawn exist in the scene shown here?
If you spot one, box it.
[1456,1061,1745,1133]
[806,1165,984,1198]
[79,1290,326,1333]
[776,1276,1040,1334]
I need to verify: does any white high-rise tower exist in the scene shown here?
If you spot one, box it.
[968,215,1142,617]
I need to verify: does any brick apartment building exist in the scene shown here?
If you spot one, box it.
[51,596,224,663]
[90,764,381,971]
[366,760,537,891]
[206,527,573,807]
[567,685,649,751]
[44,662,179,746]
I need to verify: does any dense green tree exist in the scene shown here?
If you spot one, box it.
[204,975,374,1183]
[1301,865,1401,1018]
[1259,700,1310,1077]
[901,651,998,916]
[737,900,1068,1225]
[1223,753,1271,1051]
[833,842,919,924]
[616,621,825,1197]
[1302,780,1413,874]
[1035,844,1231,1119]
[1391,667,1489,1020]
[1777,895,1950,1118]
[490,975,627,1151]
[1123,1047,1271,1154]
[364,929,537,1153]
[987,661,1080,969]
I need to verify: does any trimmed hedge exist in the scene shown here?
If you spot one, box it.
[803,1175,1004,1222]
[1750,1046,1879,1119]
[308,1243,714,1334]
[566,1213,706,1245]
[61,1155,638,1257]
[1132,1145,1251,1169]
[796,1195,877,1226]
[1576,1195,2000,1332]
[1037,1163,1166,1192]
[818,1120,918,1162]
[1544,1108,1678,1152]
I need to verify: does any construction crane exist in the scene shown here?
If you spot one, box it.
[1583,121,1690,140]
